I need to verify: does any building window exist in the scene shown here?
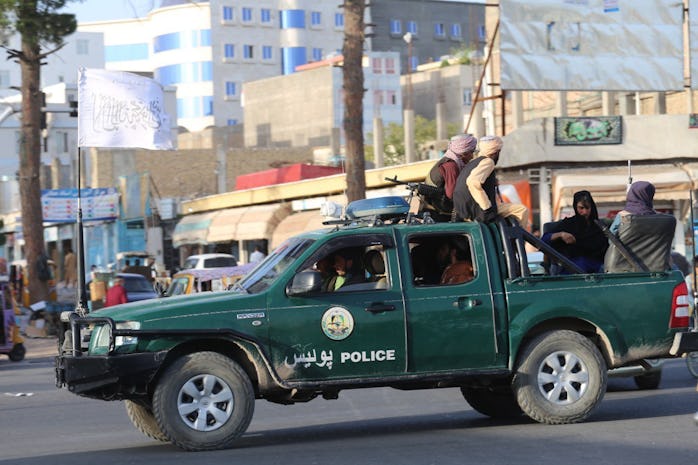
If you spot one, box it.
[242,7,253,23]
[410,55,418,71]
[312,47,323,61]
[225,81,237,97]
[373,90,384,106]
[478,25,486,41]
[450,23,462,39]
[372,57,382,74]
[434,23,445,38]
[390,19,401,35]
[384,57,396,74]
[61,131,69,153]
[406,21,418,35]
[227,119,238,126]
[224,43,235,59]
[311,11,321,26]
[335,12,344,28]
[386,90,397,105]
[76,39,89,55]
[222,6,234,21]
[243,44,254,59]
[261,8,271,24]
[262,45,273,60]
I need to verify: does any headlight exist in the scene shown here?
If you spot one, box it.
[114,321,141,348]
[89,324,111,355]
[88,321,141,355]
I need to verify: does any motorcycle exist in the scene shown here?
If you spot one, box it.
[0,278,25,362]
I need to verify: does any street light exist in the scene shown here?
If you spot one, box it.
[402,32,415,163]
[403,32,413,110]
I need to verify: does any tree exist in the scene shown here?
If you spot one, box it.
[0,0,76,303]
[342,0,366,203]
[367,116,460,166]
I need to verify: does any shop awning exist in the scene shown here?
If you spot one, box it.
[271,210,329,249]
[172,211,218,248]
[552,164,698,219]
[207,203,292,243]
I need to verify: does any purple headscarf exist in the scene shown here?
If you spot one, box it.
[443,134,477,169]
[624,181,656,215]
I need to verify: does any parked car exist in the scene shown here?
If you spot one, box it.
[166,263,255,296]
[87,273,158,304]
[182,253,237,270]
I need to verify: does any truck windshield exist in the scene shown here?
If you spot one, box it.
[237,238,315,294]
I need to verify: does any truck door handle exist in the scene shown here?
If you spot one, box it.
[365,303,395,313]
[453,297,481,310]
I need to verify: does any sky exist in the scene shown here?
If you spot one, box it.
[64,0,487,23]
[64,0,157,23]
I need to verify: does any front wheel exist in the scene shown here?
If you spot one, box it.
[513,330,607,425]
[125,400,168,442]
[152,351,255,451]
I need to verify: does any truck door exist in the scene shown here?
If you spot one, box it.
[398,229,501,372]
[267,233,407,381]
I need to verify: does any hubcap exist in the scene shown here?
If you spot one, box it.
[177,374,234,431]
[537,351,589,405]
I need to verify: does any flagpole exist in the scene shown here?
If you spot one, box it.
[75,146,88,315]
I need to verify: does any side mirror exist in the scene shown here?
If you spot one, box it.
[287,270,323,296]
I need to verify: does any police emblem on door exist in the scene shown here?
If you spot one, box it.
[321,307,354,341]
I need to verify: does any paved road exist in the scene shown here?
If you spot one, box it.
[1,352,697,465]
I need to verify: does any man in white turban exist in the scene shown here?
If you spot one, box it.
[453,136,528,226]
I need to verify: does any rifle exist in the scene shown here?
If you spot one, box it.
[384,176,445,199]
[384,176,442,223]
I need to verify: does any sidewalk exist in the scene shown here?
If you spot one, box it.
[21,335,59,359]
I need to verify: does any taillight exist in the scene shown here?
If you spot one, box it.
[670,281,690,328]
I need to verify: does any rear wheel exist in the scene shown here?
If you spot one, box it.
[513,330,607,424]
[461,384,523,418]
[125,400,168,442]
[9,343,25,362]
[152,351,255,451]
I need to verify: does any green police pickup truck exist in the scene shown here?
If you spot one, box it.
[55,196,696,451]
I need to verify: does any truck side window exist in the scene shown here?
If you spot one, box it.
[303,243,391,293]
[410,234,475,286]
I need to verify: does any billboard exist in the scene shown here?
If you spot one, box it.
[41,188,119,223]
[499,0,684,91]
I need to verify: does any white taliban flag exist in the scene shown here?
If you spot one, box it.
[77,67,173,150]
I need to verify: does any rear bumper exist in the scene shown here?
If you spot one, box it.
[670,331,698,356]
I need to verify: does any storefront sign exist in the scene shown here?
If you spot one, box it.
[41,188,119,223]
[554,116,622,146]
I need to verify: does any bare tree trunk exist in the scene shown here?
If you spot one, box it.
[343,0,366,203]
[19,38,49,303]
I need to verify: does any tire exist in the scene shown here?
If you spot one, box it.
[461,385,523,418]
[513,330,607,425]
[9,343,25,362]
[125,400,168,442]
[152,351,255,451]
[686,352,698,379]
[633,370,662,390]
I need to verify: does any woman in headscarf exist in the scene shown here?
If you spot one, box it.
[609,181,656,234]
[542,190,608,273]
